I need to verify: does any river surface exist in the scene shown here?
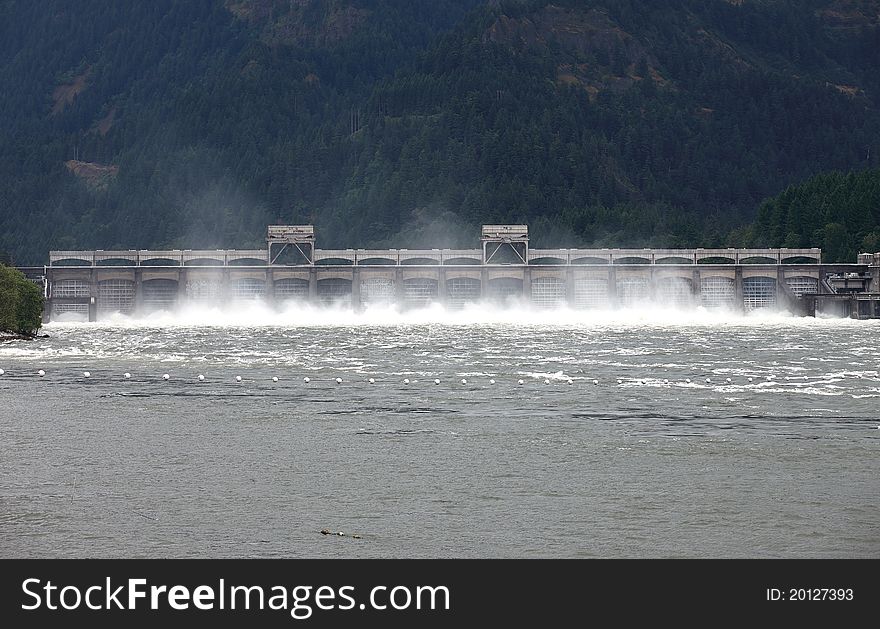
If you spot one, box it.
[1,305,878,558]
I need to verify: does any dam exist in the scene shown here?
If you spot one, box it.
[38,225,880,321]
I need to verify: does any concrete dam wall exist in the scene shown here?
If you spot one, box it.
[39,225,880,321]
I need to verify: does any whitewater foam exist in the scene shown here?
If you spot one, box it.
[39,301,875,330]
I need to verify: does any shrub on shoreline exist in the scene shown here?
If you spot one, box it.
[0,264,43,336]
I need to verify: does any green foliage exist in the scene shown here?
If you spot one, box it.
[0,0,878,262]
[0,265,44,335]
[740,168,880,262]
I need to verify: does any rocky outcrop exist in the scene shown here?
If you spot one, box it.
[225,0,369,47]
[64,160,119,190]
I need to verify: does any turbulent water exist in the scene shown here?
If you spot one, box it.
[1,304,878,558]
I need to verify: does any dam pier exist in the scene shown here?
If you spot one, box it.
[36,225,880,321]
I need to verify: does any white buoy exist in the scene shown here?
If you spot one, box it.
[726,378,732,383]
[434,379,440,385]
[83,371,90,378]
[198,374,205,381]
[518,379,524,385]
[272,376,278,383]
[403,378,410,385]
[124,372,131,379]
[766,375,772,380]
[0,369,4,376]
[38,370,45,377]
[686,378,691,383]
[461,378,467,385]
[489,379,496,385]
[162,373,170,381]
[664,379,669,384]
[543,379,550,385]
[368,378,375,384]
[235,375,242,382]
[617,379,622,384]
[592,379,598,386]
[705,378,711,383]
[304,377,310,383]
[748,377,753,382]
[335,377,342,384]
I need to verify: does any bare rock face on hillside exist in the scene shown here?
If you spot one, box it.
[51,67,91,115]
[225,0,369,47]
[817,0,880,30]
[483,5,665,99]
[64,160,118,190]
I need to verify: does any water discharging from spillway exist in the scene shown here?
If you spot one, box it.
[44,298,820,329]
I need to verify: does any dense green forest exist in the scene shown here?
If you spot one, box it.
[732,167,880,262]
[1,0,879,263]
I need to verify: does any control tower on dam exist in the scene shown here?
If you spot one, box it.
[41,224,880,321]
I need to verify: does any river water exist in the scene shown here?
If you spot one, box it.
[1,304,878,558]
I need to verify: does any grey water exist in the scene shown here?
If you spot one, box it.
[1,306,878,558]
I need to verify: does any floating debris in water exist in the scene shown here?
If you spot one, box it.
[319,528,361,539]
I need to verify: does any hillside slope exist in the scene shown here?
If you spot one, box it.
[1,0,878,263]
[735,166,880,262]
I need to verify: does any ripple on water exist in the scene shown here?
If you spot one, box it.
[1,314,878,558]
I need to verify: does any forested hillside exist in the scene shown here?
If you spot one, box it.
[733,167,880,262]
[1,0,879,263]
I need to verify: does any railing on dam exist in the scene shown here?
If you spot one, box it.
[49,247,824,267]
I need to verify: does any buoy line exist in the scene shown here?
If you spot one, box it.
[4,369,802,390]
